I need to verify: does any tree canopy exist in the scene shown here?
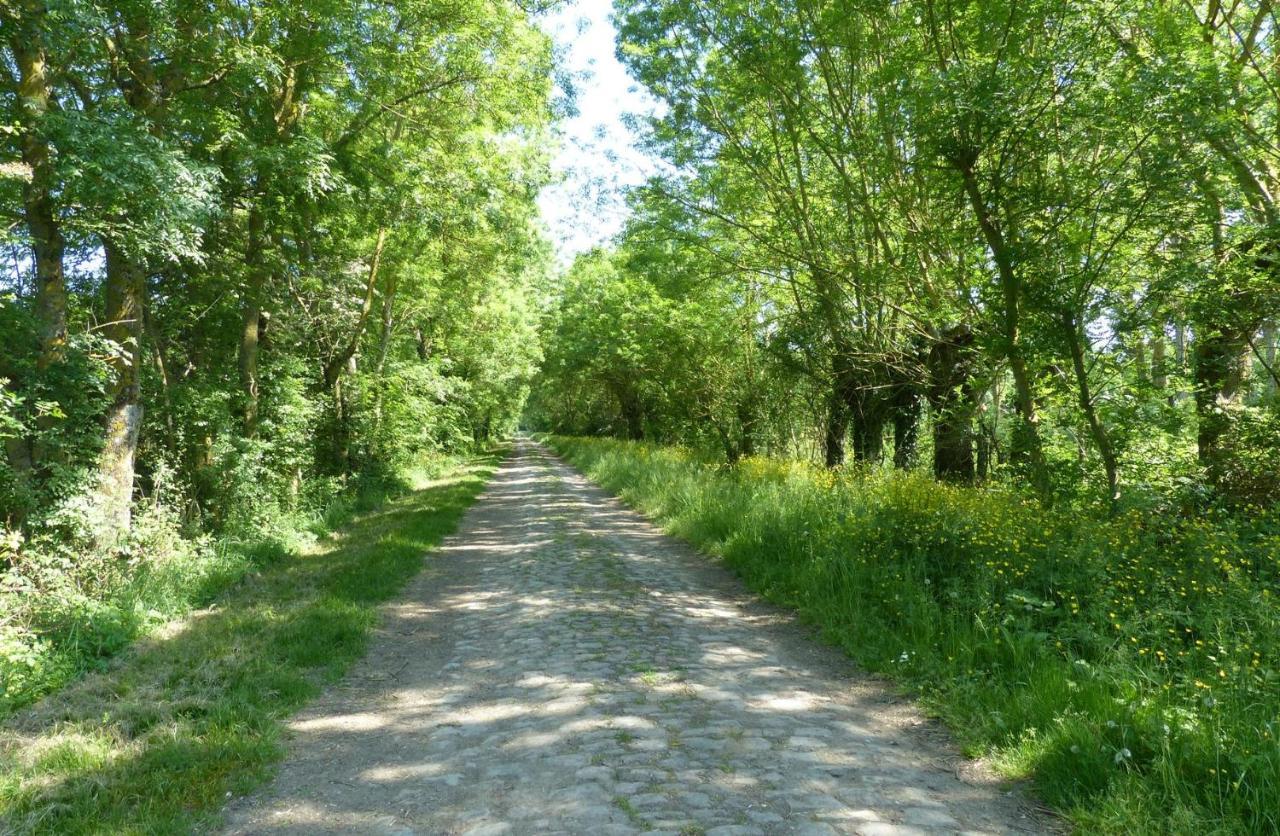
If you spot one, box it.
[2,0,556,543]
[532,0,1280,511]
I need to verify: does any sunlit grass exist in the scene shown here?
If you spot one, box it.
[548,435,1280,834]
[0,451,500,834]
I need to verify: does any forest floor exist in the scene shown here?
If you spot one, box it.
[219,439,1053,835]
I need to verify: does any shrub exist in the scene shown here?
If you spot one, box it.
[1216,404,1280,507]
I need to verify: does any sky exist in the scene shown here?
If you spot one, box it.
[536,0,660,265]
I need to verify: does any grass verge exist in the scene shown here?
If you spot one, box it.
[0,450,499,834]
[546,435,1280,834]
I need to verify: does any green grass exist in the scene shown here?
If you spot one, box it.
[613,794,650,828]
[547,434,1280,834]
[0,450,499,834]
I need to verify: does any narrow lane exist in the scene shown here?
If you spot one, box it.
[221,440,1049,835]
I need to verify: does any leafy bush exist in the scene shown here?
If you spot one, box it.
[550,435,1280,833]
[1215,404,1280,507]
[0,500,222,713]
[0,299,113,530]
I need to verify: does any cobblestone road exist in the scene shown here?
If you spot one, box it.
[220,441,1051,835]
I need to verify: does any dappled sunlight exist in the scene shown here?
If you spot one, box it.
[292,713,389,733]
[0,454,500,833]
[221,442,1046,835]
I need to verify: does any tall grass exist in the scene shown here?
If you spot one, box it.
[548,435,1280,833]
[0,451,498,834]
[0,457,458,716]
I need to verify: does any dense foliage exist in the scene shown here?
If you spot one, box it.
[552,436,1280,832]
[1,0,554,710]
[532,0,1280,512]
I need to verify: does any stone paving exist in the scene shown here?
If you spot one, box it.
[219,440,1053,835]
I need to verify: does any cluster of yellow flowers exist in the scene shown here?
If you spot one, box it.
[778,460,1280,713]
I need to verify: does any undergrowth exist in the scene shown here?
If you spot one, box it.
[1,465,412,716]
[548,435,1280,834]
[0,450,498,834]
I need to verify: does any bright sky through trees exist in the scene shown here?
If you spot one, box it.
[537,0,657,262]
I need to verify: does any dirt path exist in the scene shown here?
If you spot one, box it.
[220,440,1051,835]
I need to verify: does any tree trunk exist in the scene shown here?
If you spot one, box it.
[933,411,975,482]
[926,327,977,483]
[955,159,1050,498]
[975,402,995,483]
[873,356,920,470]
[848,390,885,463]
[92,239,147,541]
[823,384,849,468]
[1194,326,1252,483]
[1151,328,1168,390]
[9,14,65,478]
[1005,353,1049,493]
[891,386,920,470]
[332,374,349,476]
[324,227,388,389]
[238,203,267,437]
[618,390,644,441]
[1062,311,1120,507]
[10,24,66,374]
[415,325,433,361]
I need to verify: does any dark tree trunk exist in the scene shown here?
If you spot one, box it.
[9,18,66,478]
[926,326,977,483]
[10,27,65,373]
[891,382,921,470]
[823,385,849,468]
[849,399,885,462]
[28,179,66,373]
[934,413,975,483]
[1194,326,1252,483]
[611,380,646,441]
[415,325,433,361]
[622,398,644,441]
[975,417,994,482]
